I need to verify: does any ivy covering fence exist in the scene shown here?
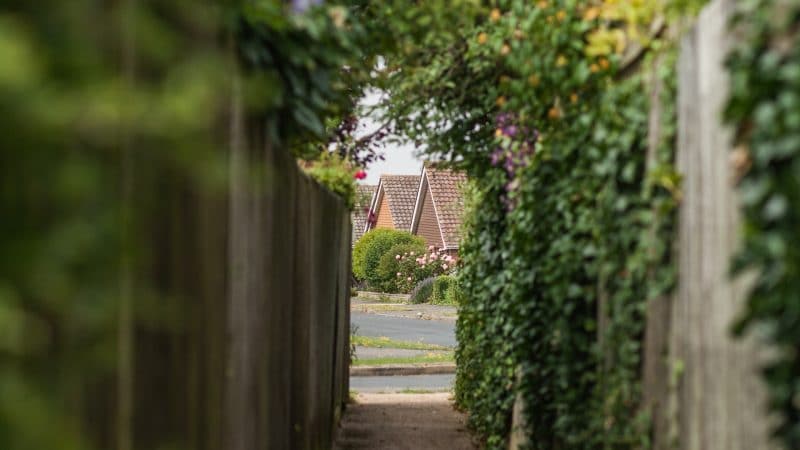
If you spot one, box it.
[368,1,682,447]
[368,0,800,449]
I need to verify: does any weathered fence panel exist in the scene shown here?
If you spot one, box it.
[113,87,351,450]
[644,0,774,448]
[222,116,352,450]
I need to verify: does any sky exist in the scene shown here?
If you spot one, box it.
[361,141,423,185]
[356,90,423,186]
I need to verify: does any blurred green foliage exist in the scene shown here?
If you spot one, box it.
[726,1,800,446]
[431,275,454,305]
[0,0,386,448]
[302,152,358,209]
[1,1,226,448]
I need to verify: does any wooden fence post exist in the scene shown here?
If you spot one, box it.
[665,1,775,448]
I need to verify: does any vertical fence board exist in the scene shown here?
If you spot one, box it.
[263,136,296,449]
[642,47,672,450]
[667,1,774,448]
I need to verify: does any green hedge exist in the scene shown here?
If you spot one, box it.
[364,2,680,448]
[453,59,679,448]
[352,229,424,288]
[431,275,454,304]
[444,278,462,305]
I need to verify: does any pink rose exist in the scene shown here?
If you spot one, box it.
[395,254,401,260]
[407,277,412,281]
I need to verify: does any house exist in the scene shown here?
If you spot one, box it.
[364,175,421,233]
[351,184,376,246]
[410,165,467,255]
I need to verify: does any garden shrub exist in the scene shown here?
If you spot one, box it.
[444,278,462,305]
[409,277,436,304]
[431,275,454,304]
[352,229,424,287]
[302,152,358,209]
[376,243,427,293]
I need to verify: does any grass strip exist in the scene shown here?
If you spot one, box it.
[397,388,450,394]
[351,353,454,367]
[352,335,452,351]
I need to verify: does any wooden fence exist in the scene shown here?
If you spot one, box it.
[109,88,352,450]
[643,0,774,449]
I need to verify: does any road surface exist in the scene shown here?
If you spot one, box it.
[351,311,456,347]
[350,374,455,393]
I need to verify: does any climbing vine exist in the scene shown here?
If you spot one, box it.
[725,1,800,447]
[375,0,682,448]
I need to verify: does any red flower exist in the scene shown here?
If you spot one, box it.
[354,170,367,180]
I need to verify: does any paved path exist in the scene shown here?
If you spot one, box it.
[351,311,456,347]
[335,393,477,450]
[349,374,455,392]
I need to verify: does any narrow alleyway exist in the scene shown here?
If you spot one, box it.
[335,393,477,450]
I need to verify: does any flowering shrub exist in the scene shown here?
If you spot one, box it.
[491,112,538,210]
[352,229,425,287]
[378,244,458,293]
[376,243,426,292]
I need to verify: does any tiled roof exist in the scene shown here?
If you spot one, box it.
[425,167,467,248]
[352,184,376,244]
[381,175,420,231]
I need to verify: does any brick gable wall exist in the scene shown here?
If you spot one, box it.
[414,180,444,247]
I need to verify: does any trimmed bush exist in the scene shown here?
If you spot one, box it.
[432,275,454,304]
[352,229,424,287]
[409,277,436,304]
[377,243,427,293]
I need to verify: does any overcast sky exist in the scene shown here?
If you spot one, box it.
[356,90,423,186]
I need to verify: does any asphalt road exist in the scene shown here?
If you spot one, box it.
[349,374,455,393]
[351,311,456,348]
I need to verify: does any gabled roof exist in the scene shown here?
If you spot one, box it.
[352,184,376,243]
[366,175,420,232]
[410,165,467,249]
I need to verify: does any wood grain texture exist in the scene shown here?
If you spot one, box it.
[667,1,774,448]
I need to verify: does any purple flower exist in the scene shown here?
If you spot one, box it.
[291,0,322,14]
[490,148,502,166]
